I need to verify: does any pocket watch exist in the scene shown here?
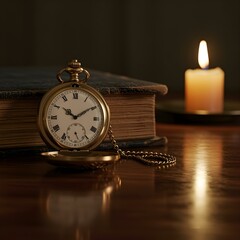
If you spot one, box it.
[38,60,176,170]
[38,60,120,169]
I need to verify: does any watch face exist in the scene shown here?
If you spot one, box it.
[39,83,110,150]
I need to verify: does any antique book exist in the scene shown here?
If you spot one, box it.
[0,67,168,151]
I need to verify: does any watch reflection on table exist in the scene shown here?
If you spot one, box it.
[40,169,121,240]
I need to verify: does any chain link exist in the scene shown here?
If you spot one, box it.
[108,125,176,166]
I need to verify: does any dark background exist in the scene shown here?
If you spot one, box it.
[1,0,240,97]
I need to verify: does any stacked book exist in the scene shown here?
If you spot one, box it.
[0,67,168,152]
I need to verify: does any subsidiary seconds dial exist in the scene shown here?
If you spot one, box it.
[66,123,86,143]
[45,87,106,149]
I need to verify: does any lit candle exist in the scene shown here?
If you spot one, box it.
[185,40,224,113]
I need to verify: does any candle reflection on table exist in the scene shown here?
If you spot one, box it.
[183,132,222,229]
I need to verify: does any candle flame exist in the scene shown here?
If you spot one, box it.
[198,40,209,69]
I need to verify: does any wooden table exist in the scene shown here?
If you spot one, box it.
[0,123,240,240]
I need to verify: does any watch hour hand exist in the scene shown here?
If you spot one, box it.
[62,107,77,119]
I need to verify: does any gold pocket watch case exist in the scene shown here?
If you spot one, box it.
[41,150,120,169]
[38,60,120,169]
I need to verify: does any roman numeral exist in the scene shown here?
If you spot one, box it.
[93,117,99,121]
[62,95,68,102]
[73,92,78,99]
[84,96,89,102]
[61,133,66,140]
[53,104,60,109]
[53,125,60,132]
[90,126,97,133]
[51,115,57,120]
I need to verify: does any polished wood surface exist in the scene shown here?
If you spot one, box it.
[1,123,240,240]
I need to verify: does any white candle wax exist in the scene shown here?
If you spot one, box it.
[185,40,225,113]
[185,67,224,113]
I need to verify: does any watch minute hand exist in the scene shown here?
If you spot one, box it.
[77,106,97,118]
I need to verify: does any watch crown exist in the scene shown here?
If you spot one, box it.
[57,59,90,83]
[68,59,82,69]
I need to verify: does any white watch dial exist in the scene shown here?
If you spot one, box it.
[46,88,104,149]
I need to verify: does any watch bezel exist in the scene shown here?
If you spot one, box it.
[38,81,110,151]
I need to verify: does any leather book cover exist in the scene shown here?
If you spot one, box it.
[0,136,168,158]
[0,67,168,99]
